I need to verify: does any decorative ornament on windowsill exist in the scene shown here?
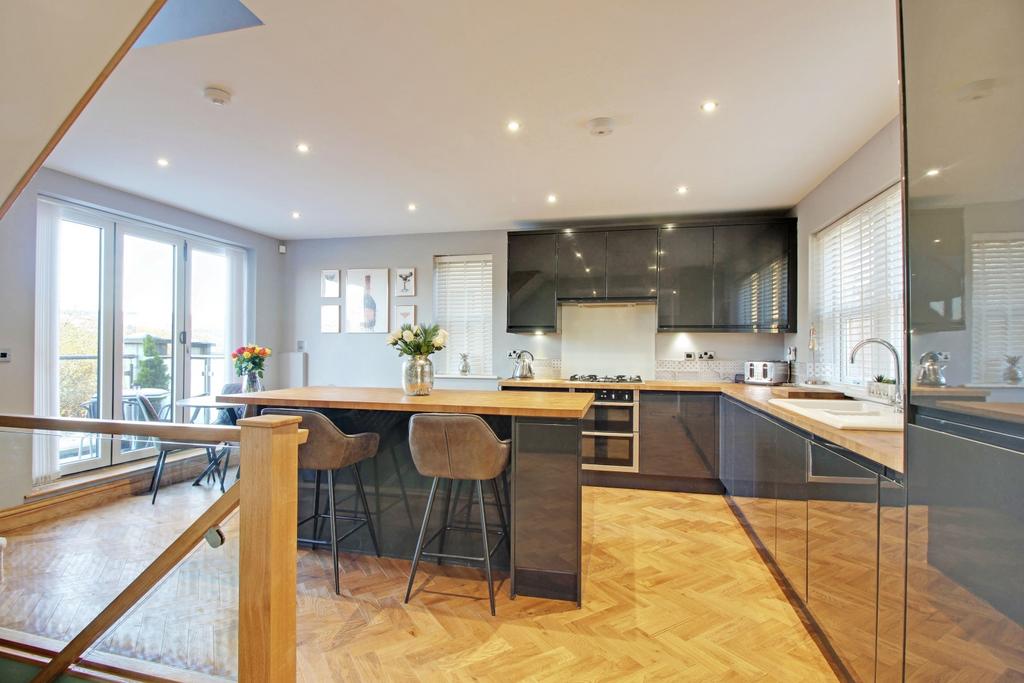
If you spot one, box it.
[459,353,471,376]
[1004,355,1023,385]
[232,344,272,393]
[868,374,897,401]
[387,323,448,396]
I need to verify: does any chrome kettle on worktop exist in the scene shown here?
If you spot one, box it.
[915,351,947,387]
[511,350,535,379]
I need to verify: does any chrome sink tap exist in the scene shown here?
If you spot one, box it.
[850,338,903,413]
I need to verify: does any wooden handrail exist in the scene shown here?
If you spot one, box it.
[31,484,241,682]
[0,413,240,443]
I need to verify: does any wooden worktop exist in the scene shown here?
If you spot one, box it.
[933,401,1024,425]
[499,378,905,472]
[223,386,594,419]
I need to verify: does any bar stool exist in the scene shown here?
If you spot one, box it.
[404,413,510,615]
[262,408,381,595]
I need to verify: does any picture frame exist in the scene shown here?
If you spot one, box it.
[345,268,389,333]
[395,267,416,297]
[320,269,340,298]
[395,304,416,327]
[320,304,340,333]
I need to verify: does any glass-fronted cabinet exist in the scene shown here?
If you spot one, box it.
[902,0,1024,678]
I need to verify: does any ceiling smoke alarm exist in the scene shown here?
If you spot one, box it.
[587,117,615,136]
[203,86,233,106]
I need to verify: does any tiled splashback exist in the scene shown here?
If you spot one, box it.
[654,359,745,381]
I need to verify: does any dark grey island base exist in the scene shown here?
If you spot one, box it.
[225,387,591,606]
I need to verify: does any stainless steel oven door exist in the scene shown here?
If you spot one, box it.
[581,431,639,472]
[581,402,636,433]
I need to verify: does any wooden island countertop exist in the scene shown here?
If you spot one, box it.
[223,386,594,419]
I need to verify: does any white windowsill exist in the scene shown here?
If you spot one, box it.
[435,374,499,380]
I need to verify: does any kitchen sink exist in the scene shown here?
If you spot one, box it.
[768,398,903,431]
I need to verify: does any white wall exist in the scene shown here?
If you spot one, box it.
[786,118,902,359]
[0,168,285,507]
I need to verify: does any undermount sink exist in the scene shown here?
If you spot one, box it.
[768,398,903,431]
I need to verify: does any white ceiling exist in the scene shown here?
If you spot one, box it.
[0,0,154,215]
[46,0,899,240]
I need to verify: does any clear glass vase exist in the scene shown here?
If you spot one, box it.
[243,371,263,393]
[402,355,434,396]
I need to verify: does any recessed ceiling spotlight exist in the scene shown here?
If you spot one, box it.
[407,203,417,212]
[676,185,689,195]
[291,211,301,219]
[587,117,615,136]
[203,86,232,106]
[507,120,521,133]
[296,142,310,154]
[925,168,941,177]
[700,100,718,113]
[547,193,558,204]
[156,158,169,167]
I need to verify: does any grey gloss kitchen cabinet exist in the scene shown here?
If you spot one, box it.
[606,229,658,299]
[507,232,557,332]
[557,231,607,300]
[807,443,879,683]
[767,418,808,601]
[639,392,718,481]
[658,226,714,328]
[713,223,794,331]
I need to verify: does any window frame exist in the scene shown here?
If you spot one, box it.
[432,253,495,377]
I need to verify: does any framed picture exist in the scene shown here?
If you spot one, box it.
[395,304,416,327]
[320,269,340,297]
[320,304,340,333]
[345,268,389,333]
[395,267,416,297]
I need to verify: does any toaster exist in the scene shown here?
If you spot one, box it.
[744,361,790,385]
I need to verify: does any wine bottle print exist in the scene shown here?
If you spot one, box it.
[362,273,377,330]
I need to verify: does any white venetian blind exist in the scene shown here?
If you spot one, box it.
[433,254,494,375]
[812,184,904,386]
[970,234,1024,383]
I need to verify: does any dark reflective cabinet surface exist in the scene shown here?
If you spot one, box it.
[507,232,557,331]
[606,228,658,299]
[557,231,607,300]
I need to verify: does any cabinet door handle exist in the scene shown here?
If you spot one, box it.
[806,443,876,485]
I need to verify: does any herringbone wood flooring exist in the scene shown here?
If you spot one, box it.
[295,487,838,682]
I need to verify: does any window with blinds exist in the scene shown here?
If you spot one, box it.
[433,254,494,375]
[970,234,1024,383]
[812,184,903,387]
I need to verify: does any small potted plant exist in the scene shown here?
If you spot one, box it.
[232,344,272,393]
[868,374,897,401]
[387,324,448,395]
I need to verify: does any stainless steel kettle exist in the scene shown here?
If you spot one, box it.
[916,351,947,387]
[512,350,535,379]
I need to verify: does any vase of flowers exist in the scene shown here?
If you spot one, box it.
[387,324,448,396]
[232,344,272,393]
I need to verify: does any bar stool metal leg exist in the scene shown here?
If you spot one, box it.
[327,469,340,595]
[405,477,440,604]
[490,478,510,548]
[311,470,323,540]
[437,478,455,566]
[476,480,496,616]
[352,463,381,556]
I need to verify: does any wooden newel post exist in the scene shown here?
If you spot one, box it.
[238,414,303,682]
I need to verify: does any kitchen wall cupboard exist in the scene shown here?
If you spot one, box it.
[507,232,557,332]
[506,215,795,332]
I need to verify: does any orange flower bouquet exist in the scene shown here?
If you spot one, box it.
[232,344,271,391]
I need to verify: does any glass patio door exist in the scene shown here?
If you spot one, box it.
[113,223,187,463]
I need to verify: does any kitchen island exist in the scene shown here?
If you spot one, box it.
[223,386,593,604]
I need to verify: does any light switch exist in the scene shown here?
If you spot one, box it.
[0,349,9,362]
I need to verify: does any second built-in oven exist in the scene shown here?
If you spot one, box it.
[581,388,639,472]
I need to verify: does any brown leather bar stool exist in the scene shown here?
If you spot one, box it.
[262,408,381,595]
[404,413,510,615]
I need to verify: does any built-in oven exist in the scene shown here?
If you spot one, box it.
[580,388,639,473]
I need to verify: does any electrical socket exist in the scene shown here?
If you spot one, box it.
[507,350,518,359]
[0,349,9,363]
[936,351,951,361]
[683,351,695,360]
[698,351,715,360]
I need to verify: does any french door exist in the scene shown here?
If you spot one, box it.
[45,200,246,472]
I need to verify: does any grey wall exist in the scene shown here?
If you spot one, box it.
[787,118,902,357]
[0,168,285,507]
[281,229,561,390]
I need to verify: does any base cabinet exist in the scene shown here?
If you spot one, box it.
[806,443,879,683]
[639,392,718,482]
[719,397,900,681]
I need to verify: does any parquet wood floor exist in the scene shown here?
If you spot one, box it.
[295,487,838,682]
[2,479,840,681]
